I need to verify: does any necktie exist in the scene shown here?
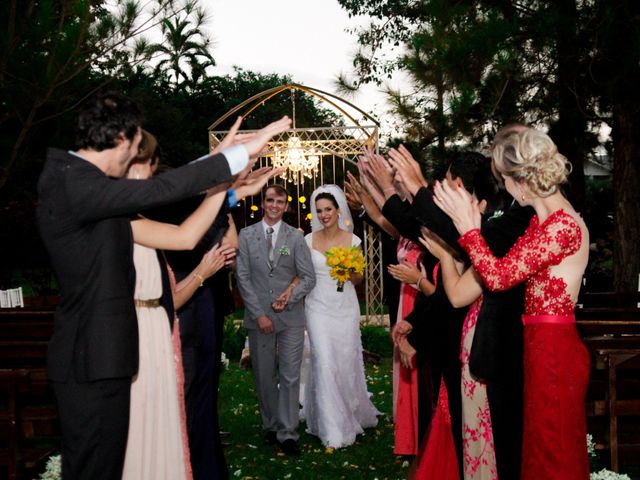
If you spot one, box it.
[266,227,274,266]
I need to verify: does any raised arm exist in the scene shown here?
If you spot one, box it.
[346,172,399,238]
[458,213,582,292]
[70,116,292,222]
[130,189,227,251]
[419,230,482,307]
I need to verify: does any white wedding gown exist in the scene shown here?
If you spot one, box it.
[300,233,380,448]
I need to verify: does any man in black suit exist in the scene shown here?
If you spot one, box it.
[36,92,290,480]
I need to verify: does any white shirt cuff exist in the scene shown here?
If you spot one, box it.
[222,144,249,175]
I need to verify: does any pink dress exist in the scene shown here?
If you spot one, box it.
[394,237,423,455]
[459,210,590,480]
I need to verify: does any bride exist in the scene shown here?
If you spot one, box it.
[300,184,380,448]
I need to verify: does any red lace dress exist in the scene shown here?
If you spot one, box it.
[458,210,590,480]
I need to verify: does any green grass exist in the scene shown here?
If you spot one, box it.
[219,357,410,480]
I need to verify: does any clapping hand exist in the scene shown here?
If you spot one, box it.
[387,145,427,196]
[344,172,364,211]
[432,180,481,235]
[218,242,237,267]
[213,115,292,160]
[197,244,227,280]
[234,166,286,199]
[356,156,386,208]
[362,146,395,193]
[418,227,450,261]
[387,260,424,286]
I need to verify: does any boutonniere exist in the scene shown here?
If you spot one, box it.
[278,246,290,256]
[489,209,504,220]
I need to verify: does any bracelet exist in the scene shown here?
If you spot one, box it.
[193,272,205,287]
[227,188,237,208]
[415,275,425,290]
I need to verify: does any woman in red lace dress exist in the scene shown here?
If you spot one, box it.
[431,128,590,480]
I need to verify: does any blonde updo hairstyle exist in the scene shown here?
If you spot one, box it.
[492,128,571,197]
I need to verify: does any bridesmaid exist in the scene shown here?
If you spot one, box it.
[122,129,280,479]
[432,128,590,480]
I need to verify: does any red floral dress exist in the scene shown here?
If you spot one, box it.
[458,209,590,480]
[460,297,497,479]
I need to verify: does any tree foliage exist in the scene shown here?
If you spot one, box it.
[338,0,640,291]
[0,0,192,194]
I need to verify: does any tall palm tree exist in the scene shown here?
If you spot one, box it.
[149,4,214,90]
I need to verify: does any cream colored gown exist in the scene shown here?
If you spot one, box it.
[122,244,188,480]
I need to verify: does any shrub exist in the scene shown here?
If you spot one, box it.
[222,317,248,361]
[360,325,392,358]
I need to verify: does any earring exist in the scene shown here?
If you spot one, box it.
[521,194,525,202]
[135,172,140,180]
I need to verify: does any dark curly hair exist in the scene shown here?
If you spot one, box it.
[315,192,339,209]
[74,91,142,151]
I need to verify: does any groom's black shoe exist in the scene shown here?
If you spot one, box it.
[265,431,278,445]
[279,439,301,456]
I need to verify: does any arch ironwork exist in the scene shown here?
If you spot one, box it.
[208,83,386,325]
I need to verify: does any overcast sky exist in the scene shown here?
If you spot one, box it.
[207,0,407,133]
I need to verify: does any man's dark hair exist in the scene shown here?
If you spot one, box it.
[74,92,142,151]
[448,151,488,192]
[265,184,289,201]
[448,151,503,213]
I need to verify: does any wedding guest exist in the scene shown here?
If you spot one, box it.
[349,152,433,456]
[388,143,533,479]
[161,194,241,480]
[123,130,230,480]
[36,91,291,480]
[418,160,507,479]
[433,127,590,480]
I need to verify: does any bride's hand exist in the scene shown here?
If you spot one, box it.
[272,284,294,313]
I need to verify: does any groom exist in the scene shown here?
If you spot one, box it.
[236,184,315,455]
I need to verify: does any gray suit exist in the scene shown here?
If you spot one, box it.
[236,221,315,441]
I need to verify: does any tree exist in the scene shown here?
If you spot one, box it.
[0,0,187,194]
[338,0,639,292]
[148,3,215,91]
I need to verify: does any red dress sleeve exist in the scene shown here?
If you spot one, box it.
[458,210,582,292]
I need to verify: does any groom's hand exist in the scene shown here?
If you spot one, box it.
[257,315,274,334]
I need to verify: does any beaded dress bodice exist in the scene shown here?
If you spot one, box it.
[458,210,582,316]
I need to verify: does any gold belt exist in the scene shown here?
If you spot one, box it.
[134,298,161,308]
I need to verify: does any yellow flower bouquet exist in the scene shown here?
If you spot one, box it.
[324,246,366,292]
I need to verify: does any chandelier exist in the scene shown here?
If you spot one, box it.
[272,89,320,185]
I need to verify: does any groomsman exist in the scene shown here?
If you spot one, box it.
[37,92,290,480]
[235,185,315,456]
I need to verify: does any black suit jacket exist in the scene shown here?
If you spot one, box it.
[37,148,234,382]
[405,187,534,381]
